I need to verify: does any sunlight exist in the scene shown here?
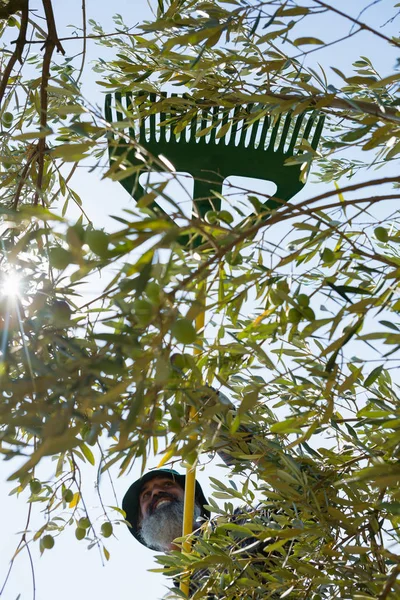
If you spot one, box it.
[0,272,21,298]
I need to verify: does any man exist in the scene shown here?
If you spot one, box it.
[123,390,241,552]
[122,468,210,552]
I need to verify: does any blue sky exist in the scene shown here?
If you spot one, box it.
[1,1,399,599]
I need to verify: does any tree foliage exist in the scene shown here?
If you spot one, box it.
[1,0,400,598]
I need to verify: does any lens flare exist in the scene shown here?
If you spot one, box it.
[1,272,21,298]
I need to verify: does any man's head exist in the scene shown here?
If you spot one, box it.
[122,469,210,551]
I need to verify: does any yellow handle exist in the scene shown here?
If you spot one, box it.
[180,289,206,597]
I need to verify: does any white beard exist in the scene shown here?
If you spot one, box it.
[139,499,201,551]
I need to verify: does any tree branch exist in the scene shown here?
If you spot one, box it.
[0,0,28,108]
[171,175,400,295]
[0,0,25,19]
[243,91,400,124]
[33,0,65,206]
[377,564,400,600]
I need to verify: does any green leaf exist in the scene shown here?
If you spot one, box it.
[293,37,324,46]
[81,444,95,465]
[364,365,383,387]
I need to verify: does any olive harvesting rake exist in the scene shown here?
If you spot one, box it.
[105,91,324,595]
[105,91,324,243]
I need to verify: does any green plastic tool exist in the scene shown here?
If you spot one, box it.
[105,91,324,241]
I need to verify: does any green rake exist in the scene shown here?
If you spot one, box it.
[107,92,324,596]
[105,92,324,241]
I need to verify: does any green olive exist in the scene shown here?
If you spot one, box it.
[30,479,42,495]
[374,227,389,243]
[75,527,86,541]
[101,522,113,538]
[218,210,234,224]
[270,290,283,306]
[297,294,310,308]
[42,535,55,550]
[288,308,302,324]
[78,517,90,529]
[302,307,315,321]
[63,489,74,503]
[171,319,197,344]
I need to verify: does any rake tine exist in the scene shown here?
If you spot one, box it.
[237,107,249,148]
[189,109,198,141]
[218,108,230,143]
[177,93,189,143]
[149,93,157,142]
[104,94,114,141]
[169,93,179,143]
[277,113,292,153]
[287,112,306,155]
[301,113,315,143]
[105,94,112,124]
[198,107,209,144]
[135,91,147,142]
[115,92,123,123]
[248,113,260,149]
[258,113,270,149]
[311,114,325,150]
[268,114,282,150]
[125,92,135,139]
[209,105,219,144]
[159,91,167,142]
[228,106,240,146]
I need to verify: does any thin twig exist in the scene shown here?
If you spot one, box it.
[75,0,87,85]
[311,0,400,48]
[13,147,39,210]
[170,176,400,295]
[0,501,34,597]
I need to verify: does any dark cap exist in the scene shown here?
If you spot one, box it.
[122,468,210,549]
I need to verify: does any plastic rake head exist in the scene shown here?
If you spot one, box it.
[105,91,324,221]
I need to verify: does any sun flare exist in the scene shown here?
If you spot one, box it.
[1,272,21,298]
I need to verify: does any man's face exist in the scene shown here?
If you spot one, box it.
[139,476,185,520]
[138,475,201,552]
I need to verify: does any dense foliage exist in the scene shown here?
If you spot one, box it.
[1,0,400,598]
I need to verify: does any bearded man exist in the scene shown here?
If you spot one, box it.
[122,468,209,552]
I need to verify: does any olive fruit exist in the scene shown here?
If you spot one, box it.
[42,535,55,549]
[30,479,42,494]
[171,318,197,344]
[78,517,90,529]
[75,527,86,541]
[63,489,74,503]
[101,522,113,538]
[288,308,302,324]
[218,210,233,224]
[374,227,389,243]
[303,307,315,321]
[297,294,310,308]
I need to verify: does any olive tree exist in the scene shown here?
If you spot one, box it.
[1,1,400,598]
